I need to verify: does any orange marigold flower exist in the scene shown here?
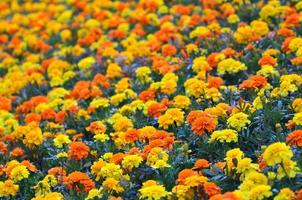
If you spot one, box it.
[68,142,90,160]
[0,142,7,153]
[187,111,216,135]
[162,44,177,57]
[0,96,11,111]
[286,130,302,147]
[110,153,125,165]
[92,74,110,88]
[239,75,267,90]
[295,189,302,200]
[65,171,95,193]
[55,111,67,123]
[139,90,156,102]
[204,182,221,197]
[41,108,56,120]
[24,113,41,124]
[177,169,197,184]
[48,167,67,184]
[193,159,210,169]
[10,147,24,157]
[209,192,240,200]
[147,102,167,118]
[208,76,223,88]
[21,160,37,172]
[125,129,140,143]
[258,55,277,66]
[277,28,295,37]
[191,116,216,135]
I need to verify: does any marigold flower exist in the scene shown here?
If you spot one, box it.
[54,134,71,148]
[10,165,29,182]
[23,126,43,148]
[209,129,238,143]
[286,130,302,147]
[0,180,19,197]
[227,112,251,131]
[139,180,169,200]
[68,142,90,160]
[122,154,143,171]
[65,171,95,193]
[263,142,293,166]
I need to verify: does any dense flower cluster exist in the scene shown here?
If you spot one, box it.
[0,0,301,199]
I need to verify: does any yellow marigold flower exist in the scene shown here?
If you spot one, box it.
[23,126,43,148]
[112,115,133,132]
[158,108,184,129]
[86,188,103,200]
[85,19,100,29]
[205,88,222,102]
[237,158,259,175]
[225,148,244,172]
[107,63,122,79]
[293,112,302,126]
[77,109,91,120]
[102,178,124,193]
[186,44,198,54]
[289,38,302,52]
[257,65,279,77]
[32,192,64,200]
[160,80,177,95]
[253,96,263,110]
[54,134,71,148]
[94,134,109,143]
[115,78,131,93]
[260,5,278,20]
[34,175,57,196]
[56,152,68,159]
[72,45,85,56]
[239,171,268,191]
[147,147,170,169]
[249,185,272,200]
[122,154,143,171]
[0,180,19,197]
[234,26,253,44]
[192,56,209,73]
[139,180,169,200]
[209,129,238,143]
[227,112,251,131]
[100,163,123,180]
[296,47,302,57]
[135,66,152,84]
[263,142,293,166]
[251,20,269,36]
[279,81,297,97]
[189,26,210,39]
[173,95,191,109]
[217,58,247,75]
[102,152,113,162]
[110,93,126,106]
[91,159,106,181]
[274,188,295,200]
[90,98,110,109]
[10,165,29,182]
[227,14,240,24]
[60,29,72,41]
[172,185,193,200]
[292,98,302,113]
[184,78,206,98]
[78,56,96,70]
[276,159,299,180]
[157,114,173,129]
[185,175,208,187]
